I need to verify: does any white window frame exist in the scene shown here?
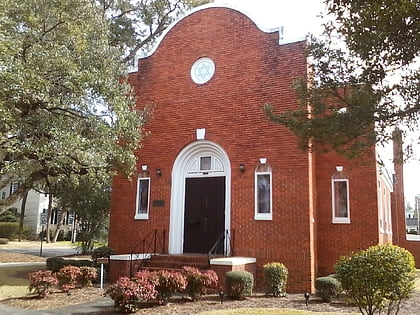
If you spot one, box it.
[332,178,350,224]
[135,177,150,220]
[255,171,273,220]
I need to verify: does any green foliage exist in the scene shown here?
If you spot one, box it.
[315,276,342,302]
[0,222,30,239]
[0,208,20,222]
[225,271,254,300]
[46,257,93,272]
[335,244,416,315]
[91,245,115,264]
[55,174,111,254]
[265,0,419,159]
[263,262,288,297]
[0,238,9,244]
[0,0,144,209]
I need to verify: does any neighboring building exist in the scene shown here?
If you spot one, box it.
[108,4,414,292]
[0,181,74,239]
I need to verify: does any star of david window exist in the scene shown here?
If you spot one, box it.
[191,57,215,84]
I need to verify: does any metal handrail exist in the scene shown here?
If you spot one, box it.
[129,229,166,276]
[208,229,234,259]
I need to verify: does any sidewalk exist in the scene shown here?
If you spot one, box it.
[0,297,114,315]
[0,242,113,314]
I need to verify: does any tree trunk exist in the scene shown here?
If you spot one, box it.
[52,209,64,242]
[18,190,29,241]
[46,192,54,243]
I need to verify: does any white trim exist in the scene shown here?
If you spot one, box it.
[135,177,150,220]
[332,178,350,224]
[255,171,273,220]
[210,257,256,266]
[128,3,306,73]
[169,140,231,254]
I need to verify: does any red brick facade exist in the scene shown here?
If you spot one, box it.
[109,5,408,293]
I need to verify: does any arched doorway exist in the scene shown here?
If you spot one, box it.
[169,140,231,254]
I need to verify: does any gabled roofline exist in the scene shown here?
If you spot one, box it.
[128,3,307,73]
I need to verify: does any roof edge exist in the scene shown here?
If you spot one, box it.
[128,3,307,73]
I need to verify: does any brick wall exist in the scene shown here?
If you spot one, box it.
[109,6,386,292]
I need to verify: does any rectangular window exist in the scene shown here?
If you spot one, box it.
[332,179,350,223]
[200,156,211,171]
[9,182,20,195]
[255,172,272,220]
[135,177,150,219]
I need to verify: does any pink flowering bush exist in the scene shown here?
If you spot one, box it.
[56,265,82,292]
[154,270,187,305]
[106,275,157,313]
[79,266,98,287]
[182,266,218,301]
[28,270,58,297]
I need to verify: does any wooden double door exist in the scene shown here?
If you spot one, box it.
[183,177,225,253]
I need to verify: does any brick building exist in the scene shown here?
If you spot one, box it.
[108,4,409,292]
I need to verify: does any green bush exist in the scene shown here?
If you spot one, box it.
[91,246,114,265]
[335,244,416,315]
[0,208,20,222]
[0,238,9,244]
[225,271,254,300]
[315,276,342,302]
[0,222,19,238]
[263,262,288,297]
[46,257,93,272]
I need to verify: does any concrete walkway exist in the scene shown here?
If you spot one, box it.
[0,243,114,315]
[0,297,114,315]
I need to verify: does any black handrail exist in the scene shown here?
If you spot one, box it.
[129,229,166,276]
[208,229,234,259]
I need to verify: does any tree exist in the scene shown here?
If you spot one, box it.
[335,244,416,315]
[54,174,111,254]
[265,0,419,159]
[0,0,209,212]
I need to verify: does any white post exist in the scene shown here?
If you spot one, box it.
[100,263,104,290]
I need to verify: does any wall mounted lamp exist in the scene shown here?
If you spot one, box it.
[239,163,245,173]
[156,168,162,177]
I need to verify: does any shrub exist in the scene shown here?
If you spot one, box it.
[28,270,58,297]
[79,266,98,287]
[315,276,342,302]
[0,222,19,238]
[91,246,114,264]
[154,270,187,305]
[106,276,157,313]
[0,238,9,244]
[263,262,288,297]
[335,244,416,315]
[0,208,20,222]
[225,271,254,299]
[46,257,66,272]
[46,257,93,272]
[182,266,218,301]
[57,265,83,292]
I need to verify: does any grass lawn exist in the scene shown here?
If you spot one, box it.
[198,309,357,315]
[0,265,43,300]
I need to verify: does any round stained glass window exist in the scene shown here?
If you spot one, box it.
[191,57,215,84]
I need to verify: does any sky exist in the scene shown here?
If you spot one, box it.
[212,0,419,205]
